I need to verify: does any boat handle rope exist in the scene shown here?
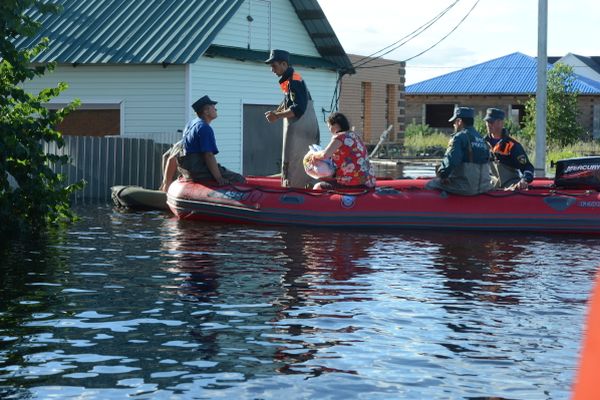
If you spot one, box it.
[481,189,597,198]
[224,184,596,199]
[227,184,372,197]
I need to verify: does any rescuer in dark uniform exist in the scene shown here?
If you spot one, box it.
[264,49,320,189]
[484,108,534,190]
[426,107,493,195]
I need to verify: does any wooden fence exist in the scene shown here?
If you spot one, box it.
[43,133,180,202]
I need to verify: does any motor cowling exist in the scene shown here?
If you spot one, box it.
[554,157,600,190]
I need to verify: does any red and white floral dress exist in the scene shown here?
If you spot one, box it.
[331,131,376,188]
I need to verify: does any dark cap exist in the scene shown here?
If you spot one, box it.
[448,106,475,122]
[484,108,505,121]
[192,95,217,113]
[265,49,290,64]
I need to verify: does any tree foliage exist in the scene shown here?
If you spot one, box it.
[521,63,586,147]
[0,0,83,236]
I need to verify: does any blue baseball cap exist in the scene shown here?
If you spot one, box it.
[449,107,475,122]
[265,49,290,64]
[484,108,505,121]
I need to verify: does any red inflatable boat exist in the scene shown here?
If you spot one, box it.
[166,175,600,234]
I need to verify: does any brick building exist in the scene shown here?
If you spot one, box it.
[339,55,406,145]
[405,52,600,138]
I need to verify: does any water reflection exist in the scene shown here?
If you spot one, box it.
[0,207,598,399]
[429,232,523,305]
[162,221,377,380]
[273,229,375,377]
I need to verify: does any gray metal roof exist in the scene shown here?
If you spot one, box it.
[16,0,245,64]
[289,0,354,73]
[406,52,600,95]
[14,0,353,72]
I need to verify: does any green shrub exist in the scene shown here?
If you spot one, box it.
[405,123,439,138]
[521,63,586,147]
[1,1,83,236]
[403,124,450,156]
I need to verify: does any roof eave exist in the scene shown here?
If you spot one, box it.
[289,0,354,75]
[204,45,339,71]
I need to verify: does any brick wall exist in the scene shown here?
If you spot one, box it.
[406,94,600,136]
[340,55,406,145]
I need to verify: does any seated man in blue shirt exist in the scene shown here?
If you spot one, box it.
[175,95,245,187]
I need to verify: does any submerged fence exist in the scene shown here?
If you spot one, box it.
[43,133,180,202]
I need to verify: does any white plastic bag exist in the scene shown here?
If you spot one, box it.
[303,144,335,179]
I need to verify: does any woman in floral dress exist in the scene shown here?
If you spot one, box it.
[309,112,376,190]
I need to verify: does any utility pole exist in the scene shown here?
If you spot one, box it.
[535,0,548,177]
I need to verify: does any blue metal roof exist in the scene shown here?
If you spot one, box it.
[576,74,600,92]
[406,52,600,95]
[13,0,353,72]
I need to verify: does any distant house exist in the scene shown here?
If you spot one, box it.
[16,0,353,176]
[339,55,406,145]
[405,52,600,139]
[551,53,600,82]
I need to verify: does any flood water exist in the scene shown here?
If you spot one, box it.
[1,200,599,399]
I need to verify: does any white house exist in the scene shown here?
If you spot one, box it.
[17,0,353,176]
[554,53,600,83]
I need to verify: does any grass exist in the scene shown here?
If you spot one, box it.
[403,132,449,156]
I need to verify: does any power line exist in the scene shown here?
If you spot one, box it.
[356,0,481,70]
[352,0,461,69]
[329,0,481,114]
[322,71,344,122]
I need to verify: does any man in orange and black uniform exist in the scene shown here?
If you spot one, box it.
[265,49,320,188]
[484,108,534,190]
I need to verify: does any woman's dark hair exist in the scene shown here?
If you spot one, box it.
[327,112,350,132]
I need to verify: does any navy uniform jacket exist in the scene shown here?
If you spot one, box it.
[438,126,490,179]
[278,67,309,118]
[485,130,534,182]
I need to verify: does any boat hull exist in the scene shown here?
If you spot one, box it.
[167,177,600,234]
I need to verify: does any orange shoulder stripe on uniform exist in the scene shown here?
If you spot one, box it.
[493,140,515,156]
[279,72,303,93]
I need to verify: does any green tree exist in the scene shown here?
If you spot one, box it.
[0,0,82,236]
[521,62,586,147]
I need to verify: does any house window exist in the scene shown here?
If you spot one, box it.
[46,103,121,136]
[386,84,396,129]
[361,82,372,136]
[425,104,454,128]
[510,104,526,127]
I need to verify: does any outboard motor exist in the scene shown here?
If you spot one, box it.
[554,157,600,190]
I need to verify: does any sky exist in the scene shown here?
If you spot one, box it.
[317,0,600,85]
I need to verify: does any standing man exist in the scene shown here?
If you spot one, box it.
[171,95,244,188]
[425,107,493,195]
[265,49,320,188]
[484,108,534,190]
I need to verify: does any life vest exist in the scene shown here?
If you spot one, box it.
[279,72,303,94]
